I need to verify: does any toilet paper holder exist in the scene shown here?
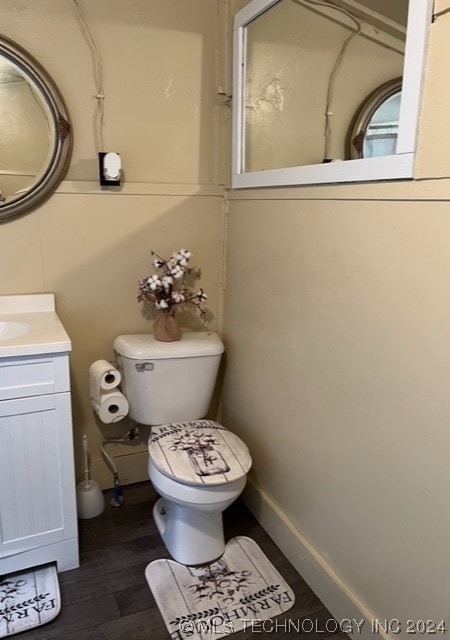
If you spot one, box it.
[89,359,129,424]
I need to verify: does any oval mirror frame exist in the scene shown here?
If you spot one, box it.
[0,34,72,223]
[348,77,402,160]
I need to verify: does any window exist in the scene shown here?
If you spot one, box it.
[232,0,433,188]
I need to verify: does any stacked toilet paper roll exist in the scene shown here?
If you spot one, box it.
[89,359,129,424]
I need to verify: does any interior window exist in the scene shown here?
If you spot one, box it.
[232,0,433,188]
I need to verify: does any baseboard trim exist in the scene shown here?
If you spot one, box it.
[242,477,385,640]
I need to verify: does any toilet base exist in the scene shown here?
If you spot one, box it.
[153,497,225,565]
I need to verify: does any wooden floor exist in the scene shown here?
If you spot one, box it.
[22,482,346,640]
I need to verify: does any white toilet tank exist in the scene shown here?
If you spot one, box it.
[113,331,224,425]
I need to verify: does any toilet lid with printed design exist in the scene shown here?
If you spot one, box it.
[148,420,252,486]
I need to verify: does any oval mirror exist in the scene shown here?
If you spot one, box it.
[0,34,72,223]
[348,78,402,160]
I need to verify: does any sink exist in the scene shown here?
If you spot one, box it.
[0,321,31,341]
[0,294,71,357]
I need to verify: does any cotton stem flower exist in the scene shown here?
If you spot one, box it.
[138,248,208,325]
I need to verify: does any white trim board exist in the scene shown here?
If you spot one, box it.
[56,181,224,198]
[242,477,387,640]
[232,153,415,189]
[331,0,407,40]
[284,0,406,54]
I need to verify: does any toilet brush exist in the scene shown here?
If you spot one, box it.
[76,434,105,519]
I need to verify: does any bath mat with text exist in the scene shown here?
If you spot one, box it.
[0,563,61,638]
[145,536,295,640]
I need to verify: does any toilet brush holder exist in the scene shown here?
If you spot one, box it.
[76,434,105,519]
[77,479,105,519]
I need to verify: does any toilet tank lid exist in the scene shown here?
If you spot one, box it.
[113,331,224,359]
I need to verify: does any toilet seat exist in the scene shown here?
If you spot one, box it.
[148,420,251,487]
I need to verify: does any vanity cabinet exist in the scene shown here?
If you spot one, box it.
[0,352,79,573]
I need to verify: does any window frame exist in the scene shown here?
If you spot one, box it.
[231,0,433,189]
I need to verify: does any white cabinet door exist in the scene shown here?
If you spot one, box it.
[0,393,77,558]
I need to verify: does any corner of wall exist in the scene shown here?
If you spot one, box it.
[243,477,387,640]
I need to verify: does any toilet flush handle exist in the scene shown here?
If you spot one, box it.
[135,362,154,372]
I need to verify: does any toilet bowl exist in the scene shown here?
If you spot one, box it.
[149,460,246,565]
[147,420,251,565]
[113,332,252,565]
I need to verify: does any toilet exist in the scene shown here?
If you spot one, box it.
[113,331,252,565]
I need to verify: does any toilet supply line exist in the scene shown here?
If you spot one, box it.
[100,425,142,506]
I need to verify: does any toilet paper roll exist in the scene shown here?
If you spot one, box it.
[91,390,129,424]
[90,359,121,404]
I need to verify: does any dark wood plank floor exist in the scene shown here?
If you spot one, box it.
[22,482,347,639]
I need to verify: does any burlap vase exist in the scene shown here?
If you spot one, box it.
[153,312,180,342]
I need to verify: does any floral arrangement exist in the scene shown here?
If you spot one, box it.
[137,249,208,341]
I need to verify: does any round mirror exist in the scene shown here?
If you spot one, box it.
[0,34,72,222]
[348,78,402,160]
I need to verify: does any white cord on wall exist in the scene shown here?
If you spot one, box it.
[293,0,361,160]
[72,0,105,152]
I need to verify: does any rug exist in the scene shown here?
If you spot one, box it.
[145,536,295,639]
[0,563,61,638]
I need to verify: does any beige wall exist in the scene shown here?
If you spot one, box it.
[2,0,449,629]
[0,0,222,185]
[0,0,226,486]
[222,0,450,632]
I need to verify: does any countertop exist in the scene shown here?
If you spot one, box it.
[0,294,71,358]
